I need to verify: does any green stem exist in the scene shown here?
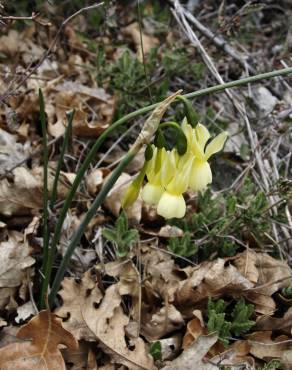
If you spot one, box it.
[39,89,49,309]
[49,150,136,305]
[50,110,74,210]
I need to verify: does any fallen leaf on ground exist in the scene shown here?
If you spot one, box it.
[82,284,155,370]
[55,269,102,341]
[255,307,292,335]
[0,129,30,175]
[161,334,218,370]
[247,331,292,365]
[0,167,70,216]
[141,304,184,341]
[0,309,78,369]
[0,231,34,310]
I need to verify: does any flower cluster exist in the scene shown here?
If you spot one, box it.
[122,120,227,219]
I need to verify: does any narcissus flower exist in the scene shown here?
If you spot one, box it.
[141,146,176,205]
[122,119,228,220]
[157,154,193,219]
[182,120,228,192]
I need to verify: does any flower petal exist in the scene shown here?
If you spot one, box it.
[189,160,212,192]
[157,192,186,219]
[195,123,210,149]
[141,183,164,205]
[205,132,228,160]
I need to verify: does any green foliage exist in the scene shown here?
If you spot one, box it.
[170,175,276,261]
[263,360,282,370]
[102,211,138,257]
[281,283,292,298]
[149,341,162,361]
[167,232,198,258]
[207,298,255,346]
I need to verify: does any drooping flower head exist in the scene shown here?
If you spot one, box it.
[122,118,228,219]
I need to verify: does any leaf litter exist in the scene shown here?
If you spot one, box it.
[0,1,291,369]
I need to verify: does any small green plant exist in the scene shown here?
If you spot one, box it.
[149,341,162,361]
[102,211,139,257]
[167,232,198,257]
[207,298,255,346]
[263,359,282,370]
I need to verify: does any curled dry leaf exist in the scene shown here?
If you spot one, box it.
[161,334,218,370]
[0,310,78,370]
[182,310,206,349]
[0,167,70,216]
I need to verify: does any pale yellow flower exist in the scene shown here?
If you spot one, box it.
[182,120,227,192]
[141,145,168,204]
[157,154,193,219]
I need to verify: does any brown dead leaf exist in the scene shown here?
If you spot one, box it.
[182,310,206,349]
[103,260,141,322]
[141,304,184,341]
[15,301,36,324]
[159,335,182,361]
[161,334,218,370]
[0,129,30,175]
[0,231,34,310]
[47,85,114,138]
[234,250,292,295]
[104,172,142,223]
[82,284,155,370]
[247,331,292,364]
[175,258,253,315]
[55,269,102,341]
[0,310,78,369]
[123,22,159,61]
[85,168,110,196]
[0,167,69,216]
[255,307,292,335]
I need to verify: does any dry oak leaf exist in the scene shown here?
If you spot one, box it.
[82,284,156,370]
[162,334,218,370]
[55,269,102,341]
[0,310,78,370]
